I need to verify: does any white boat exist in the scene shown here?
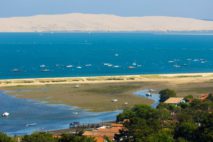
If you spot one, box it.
[107,64,113,67]
[168,60,174,63]
[12,68,20,72]
[103,63,112,66]
[26,123,37,127]
[40,64,46,68]
[2,112,10,117]
[115,53,119,57]
[193,59,199,62]
[146,92,152,97]
[124,102,128,105]
[66,65,73,68]
[112,99,118,102]
[76,66,82,69]
[173,64,181,68]
[132,62,137,66]
[113,65,120,68]
[128,66,136,69]
[41,69,50,72]
[85,64,92,67]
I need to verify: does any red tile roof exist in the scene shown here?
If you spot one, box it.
[83,123,124,142]
[164,97,184,104]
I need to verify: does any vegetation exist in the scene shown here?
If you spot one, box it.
[21,132,57,142]
[0,132,95,142]
[115,91,213,142]
[184,95,194,102]
[1,83,152,112]
[159,89,176,102]
[0,132,15,142]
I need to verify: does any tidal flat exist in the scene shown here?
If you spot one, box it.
[1,73,213,112]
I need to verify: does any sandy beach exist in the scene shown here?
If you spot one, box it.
[1,72,213,87]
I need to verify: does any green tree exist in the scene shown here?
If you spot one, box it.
[176,112,193,123]
[116,105,161,142]
[207,93,213,101]
[197,113,213,142]
[21,132,56,142]
[0,133,15,142]
[176,137,189,142]
[184,95,193,102]
[159,89,176,102]
[147,130,174,142]
[174,121,198,141]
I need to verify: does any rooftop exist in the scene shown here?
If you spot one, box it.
[83,123,124,142]
[164,97,184,104]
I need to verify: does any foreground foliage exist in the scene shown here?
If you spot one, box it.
[0,132,15,142]
[115,93,213,142]
[159,89,176,102]
[0,132,95,142]
[22,132,57,142]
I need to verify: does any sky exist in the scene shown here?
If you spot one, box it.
[0,0,213,19]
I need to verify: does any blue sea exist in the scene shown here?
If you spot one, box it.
[0,32,213,135]
[0,32,213,79]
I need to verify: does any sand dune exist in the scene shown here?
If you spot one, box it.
[0,13,213,32]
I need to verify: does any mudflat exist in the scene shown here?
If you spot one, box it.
[1,73,213,112]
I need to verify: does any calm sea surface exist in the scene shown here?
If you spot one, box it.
[0,32,213,135]
[0,33,213,79]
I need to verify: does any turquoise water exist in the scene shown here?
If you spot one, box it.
[0,32,213,79]
[1,33,211,135]
[0,91,121,136]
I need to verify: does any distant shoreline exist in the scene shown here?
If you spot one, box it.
[0,14,213,32]
[1,31,213,34]
[1,72,213,87]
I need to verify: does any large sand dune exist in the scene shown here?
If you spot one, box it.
[0,13,213,32]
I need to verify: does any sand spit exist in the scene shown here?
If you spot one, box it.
[0,13,213,32]
[1,73,213,87]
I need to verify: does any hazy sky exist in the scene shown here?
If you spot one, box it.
[0,0,212,19]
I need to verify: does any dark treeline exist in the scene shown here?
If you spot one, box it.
[115,90,213,142]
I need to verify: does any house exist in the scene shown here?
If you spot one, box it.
[164,97,185,105]
[199,94,209,101]
[83,123,124,142]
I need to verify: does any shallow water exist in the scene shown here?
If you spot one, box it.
[0,89,159,135]
[0,33,213,79]
[0,91,121,135]
[134,89,160,108]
